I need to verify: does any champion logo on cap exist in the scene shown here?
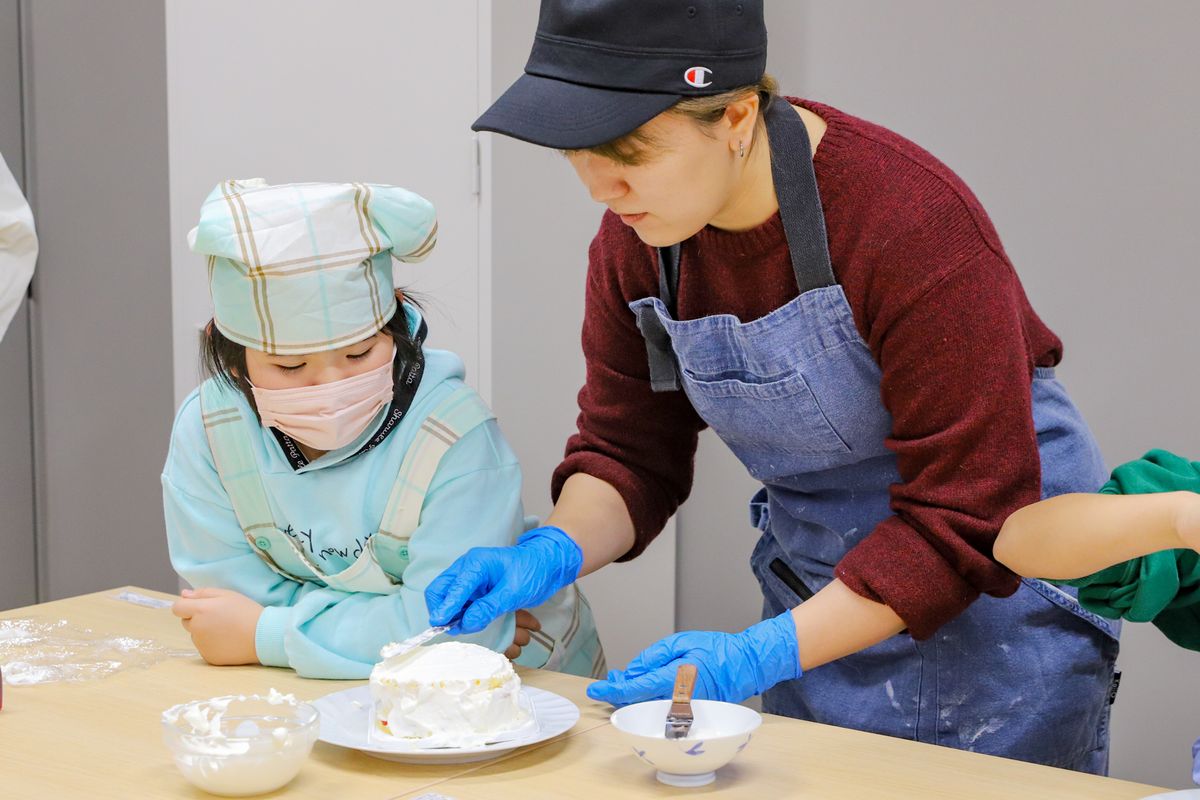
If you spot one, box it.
[684,66,713,88]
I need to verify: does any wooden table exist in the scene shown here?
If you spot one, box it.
[0,588,1171,799]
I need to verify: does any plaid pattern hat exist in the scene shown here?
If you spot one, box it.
[188,179,437,355]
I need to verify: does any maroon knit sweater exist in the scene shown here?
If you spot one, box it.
[551,98,1063,639]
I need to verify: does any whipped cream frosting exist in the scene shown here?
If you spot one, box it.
[369,641,528,747]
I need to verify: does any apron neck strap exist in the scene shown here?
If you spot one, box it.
[764,98,837,293]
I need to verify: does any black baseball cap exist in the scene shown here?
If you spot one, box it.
[473,0,768,150]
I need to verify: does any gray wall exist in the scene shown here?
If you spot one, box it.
[490,0,1200,789]
[0,0,36,609]
[23,0,176,599]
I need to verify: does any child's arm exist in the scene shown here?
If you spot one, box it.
[994,491,1200,579]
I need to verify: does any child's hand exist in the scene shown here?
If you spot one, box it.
[1175,492,1200,552]
[505,609,542,660]
[172,588,264,666]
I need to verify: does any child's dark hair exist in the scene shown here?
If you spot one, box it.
[201,290,422,414]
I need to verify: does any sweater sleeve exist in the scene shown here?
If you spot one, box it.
[551,215,707,560]
[835,239,1040,639]
[1066,550,1200,651]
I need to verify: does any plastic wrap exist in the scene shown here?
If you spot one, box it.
[0,616,194,685]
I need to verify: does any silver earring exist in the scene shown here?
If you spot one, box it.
[738,140,746,158]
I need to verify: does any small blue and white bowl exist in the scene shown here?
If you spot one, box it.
[609,699,762,788]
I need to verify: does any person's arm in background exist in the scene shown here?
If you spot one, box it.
[0,151,37,341]
[996,451,1200,652]
[996,492,1200,579]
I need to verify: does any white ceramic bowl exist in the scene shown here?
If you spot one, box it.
[162,692,319,797]
[609,699,762,787]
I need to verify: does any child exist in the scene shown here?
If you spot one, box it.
[164,179,605,680]
[996,449,1200,781]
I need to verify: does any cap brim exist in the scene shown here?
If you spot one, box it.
[473,73,680,150]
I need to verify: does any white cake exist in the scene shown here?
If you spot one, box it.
[369,641,529,747]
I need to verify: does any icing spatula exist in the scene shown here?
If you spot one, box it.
[378,625,450,660]
[664,663,698,739]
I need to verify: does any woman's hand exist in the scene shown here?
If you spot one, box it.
[505,610,542,660]
[425,527,583,634]
[586,611,801,706]
[172,587,264,666]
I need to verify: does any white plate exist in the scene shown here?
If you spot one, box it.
[1140,792,1200,800]
[312,685,579,764]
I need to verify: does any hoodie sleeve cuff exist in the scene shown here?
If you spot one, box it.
[254,605,291,668]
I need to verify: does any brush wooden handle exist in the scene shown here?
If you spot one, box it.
[671,663,698,704]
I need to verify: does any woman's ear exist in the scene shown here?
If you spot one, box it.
[723,94,761,153]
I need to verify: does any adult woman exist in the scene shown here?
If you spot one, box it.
[427,0,1118,772]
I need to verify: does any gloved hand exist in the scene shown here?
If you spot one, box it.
[586,611,801,706]
[425,526,583,634]
[1192,736,1200,786]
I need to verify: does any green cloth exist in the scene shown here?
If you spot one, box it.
[1060,449,1200,650]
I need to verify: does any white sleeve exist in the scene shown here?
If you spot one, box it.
[0,150,38,341]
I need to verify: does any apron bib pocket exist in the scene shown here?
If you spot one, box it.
[682,368,851,456]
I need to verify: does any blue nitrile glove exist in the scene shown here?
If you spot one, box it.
[586,611,801,706]
[425,526,583,635]
[1192,736,1200,785]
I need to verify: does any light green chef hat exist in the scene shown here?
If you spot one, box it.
[188,179,437,355]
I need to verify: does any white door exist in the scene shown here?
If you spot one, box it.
[166,0,488,406]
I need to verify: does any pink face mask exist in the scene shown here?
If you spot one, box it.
[251,350,394,452]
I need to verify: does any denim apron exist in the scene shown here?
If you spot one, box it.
[628,100,1119,773]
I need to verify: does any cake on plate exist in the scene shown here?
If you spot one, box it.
[369,641,530,747]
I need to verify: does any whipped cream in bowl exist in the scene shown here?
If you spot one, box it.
[161,689,319,796]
